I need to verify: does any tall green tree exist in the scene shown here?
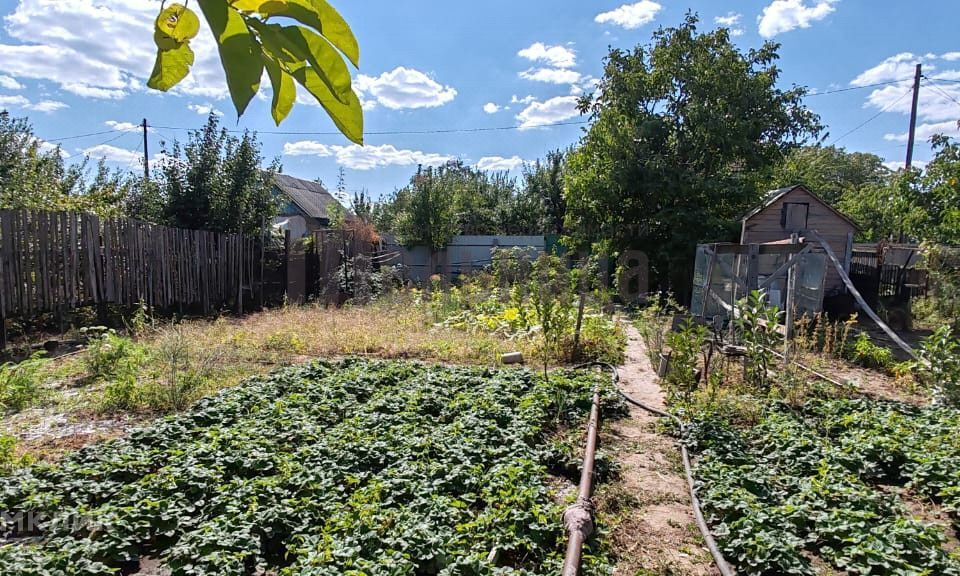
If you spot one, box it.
[764,145,890,205]
[393,165,460,252]
[522,150,567,235]
[921,135,960,244]
[0,111,130,217]
[152,114,279,235]
[565,14,822,295]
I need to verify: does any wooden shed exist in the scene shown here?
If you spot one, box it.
[741,185,859,296]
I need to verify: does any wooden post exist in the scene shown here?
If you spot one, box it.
[572,290,587,362]
[784,233,799,361]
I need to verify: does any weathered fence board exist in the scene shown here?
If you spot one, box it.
[0,210,262,346]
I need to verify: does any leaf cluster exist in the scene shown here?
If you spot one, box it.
[0,359,616,575]
[692,400,960,575]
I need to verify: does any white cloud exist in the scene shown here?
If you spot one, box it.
[851,53,925,86]
[62,83,126,99]
[0,94,67,113]
[715,12,742,26]
[0,0,226,101]
[476,156,526,171]
[188,103,223,116]
[0,75,23,90]
[595,1,662,30]
[518,43,577,69]
[884,120,960,143]
[283,141,454,171]
[483,102,502,114]
[511,95,537,105]
[35,139,68,157]
[854,53,960,124]
[83,144,141,164]
[105,120,141,132]
[883,160,928,172]
[715,12,744,36]
[30,100,68,113]
[0,95,30,109]
[516,96,581,129]
[758,0,837,38]
[519,68,583,84]
[354,67,457,110]
[943,52,960,62]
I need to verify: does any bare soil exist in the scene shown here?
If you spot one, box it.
[599,325,719,575]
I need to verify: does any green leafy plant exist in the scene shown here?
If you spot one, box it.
[0,353,47,413]
[915,326,960,406]
[0,359,620,574]
[148,0,363,141]
[664,317,707,402]
[735,290,782,394]
[845,332,895,372]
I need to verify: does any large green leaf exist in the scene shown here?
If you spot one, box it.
[264,57,296,126]
[156,4,201,43]
[147,42,196,91]
[230,0,359,68]
[291,64,363,145]
[198,0,263,117]
[278,25,352,102]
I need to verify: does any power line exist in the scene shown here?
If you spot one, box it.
[922,77,960,111]
[148,119,591,137]
[829,86,914,145]
[806,78,912,97]
[46,129,125,143]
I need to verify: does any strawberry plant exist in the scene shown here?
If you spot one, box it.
[0,359,622,575]
[690,399,960,575]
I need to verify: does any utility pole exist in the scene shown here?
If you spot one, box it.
[905,64,922,170]
[142,118,150,181]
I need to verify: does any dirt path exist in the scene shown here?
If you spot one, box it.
[599,324,719,575]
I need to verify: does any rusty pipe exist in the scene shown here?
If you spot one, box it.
[561,382,602,576]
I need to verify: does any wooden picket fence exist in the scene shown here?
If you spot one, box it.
[0,209,262,347]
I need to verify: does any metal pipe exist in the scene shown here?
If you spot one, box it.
[561,381,602,576]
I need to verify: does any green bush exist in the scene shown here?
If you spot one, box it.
[85,330,147,381]
[916,326,960,406]
[845,332,895,371]
[0,434,32,475]
[0,353,47,412]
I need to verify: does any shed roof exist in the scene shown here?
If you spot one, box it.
[742,184,860,231]
[272,173,347,221]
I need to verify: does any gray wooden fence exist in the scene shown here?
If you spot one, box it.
[0,209,261,347]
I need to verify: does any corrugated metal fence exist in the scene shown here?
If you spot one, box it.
[0,209,261,346]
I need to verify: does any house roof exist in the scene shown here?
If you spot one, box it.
[742,184,860,231]
[272,173,347,221]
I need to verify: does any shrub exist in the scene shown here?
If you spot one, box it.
[85,330,148,381]
[664,317,707,401]
[916,326,960,406]
[0,353,47,412]
[735,290,782,394]
[0,434,32,475]
[845,332,895,371]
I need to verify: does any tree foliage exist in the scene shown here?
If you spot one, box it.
[564,14,822,293]
[764,145,890,205]
[376,161,548,248]
[148,0,363,143]
[0,111,130,217]
[522,149,568,235]
[134,114,280,235]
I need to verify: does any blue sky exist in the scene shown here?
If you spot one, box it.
[0,0,959,201]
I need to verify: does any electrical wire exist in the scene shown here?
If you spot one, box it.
[922,77,960,112]
[148,119,591,137]
[806,78,912,97]
[829,86,914,145]
[45,129,126,143]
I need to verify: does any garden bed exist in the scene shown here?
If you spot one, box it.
[0,358,623,575]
